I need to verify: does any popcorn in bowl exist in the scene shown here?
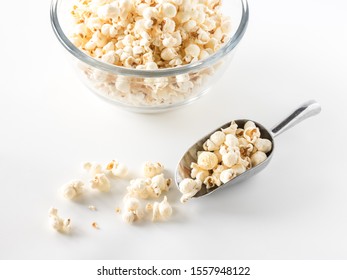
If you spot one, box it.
[51,0,249,110]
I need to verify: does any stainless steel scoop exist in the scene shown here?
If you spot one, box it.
[175,100,322,198]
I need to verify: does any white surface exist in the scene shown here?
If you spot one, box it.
[0,0,347,260]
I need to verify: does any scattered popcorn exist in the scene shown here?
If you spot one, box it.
[89,173,111,192]
[50,159,176,228]
[178,121,273,202]
[69,0,232,107]
[48,208,71,233]
[61,180,84,200]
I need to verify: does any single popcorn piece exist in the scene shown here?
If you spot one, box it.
[222,121,238,135]
[159,196,173,220]
[244,123,261,143]
[122,196,144,224]
[180,188,200,203]
[190,163,209,182]
[231,163,247,175]
[148,194,172,222]
[151,174,171,193]
[251,151,267,167]
[61,180,84,200]
[220,169,235,184]
[203,131,226,151]
[222,151,239,168]
[197,151,218,170]
[89,173,111,192]
[127,178,152,199]
[179,178,200,194]
[142,161,165,178]
[48,208,71,233]
[254,138,272,153]
[106,160,128,178]
[224,134,239,148]
[124,197,140,212]
[179,178,202,203]
[151,202,161,222]
[122,211,136,224]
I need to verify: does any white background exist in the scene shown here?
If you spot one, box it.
[0,0,347,260]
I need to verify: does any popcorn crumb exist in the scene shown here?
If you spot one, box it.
[88,205,97,211]
[92,222,99,229]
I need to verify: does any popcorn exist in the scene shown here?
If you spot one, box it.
[220,169,235,184]
[69,0,232,107]
[61,180,84,200]
[251,151,267,167]
[105,160,128,178]
[122,211,136,224]
[48,208,71,233]
[178,178,201,203]
[178,121,273,202]
[151,196,173,221]
[222,151,239,168]
[89,173,111,192]
[142,161,164,178]
[197,151,218,170]
[254,138,272,153]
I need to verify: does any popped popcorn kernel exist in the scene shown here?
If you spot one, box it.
[61,180,84,200]
[48,208,71,233]
[89,173,111,192]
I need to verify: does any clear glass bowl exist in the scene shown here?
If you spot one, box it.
[50,0,249,113]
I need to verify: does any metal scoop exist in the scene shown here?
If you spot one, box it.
[175,100,321,198]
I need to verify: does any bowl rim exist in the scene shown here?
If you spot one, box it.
[50,0,249,78]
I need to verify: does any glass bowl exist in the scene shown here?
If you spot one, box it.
[50,0,249,113]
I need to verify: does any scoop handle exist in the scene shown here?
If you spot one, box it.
[271,100,321,138]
